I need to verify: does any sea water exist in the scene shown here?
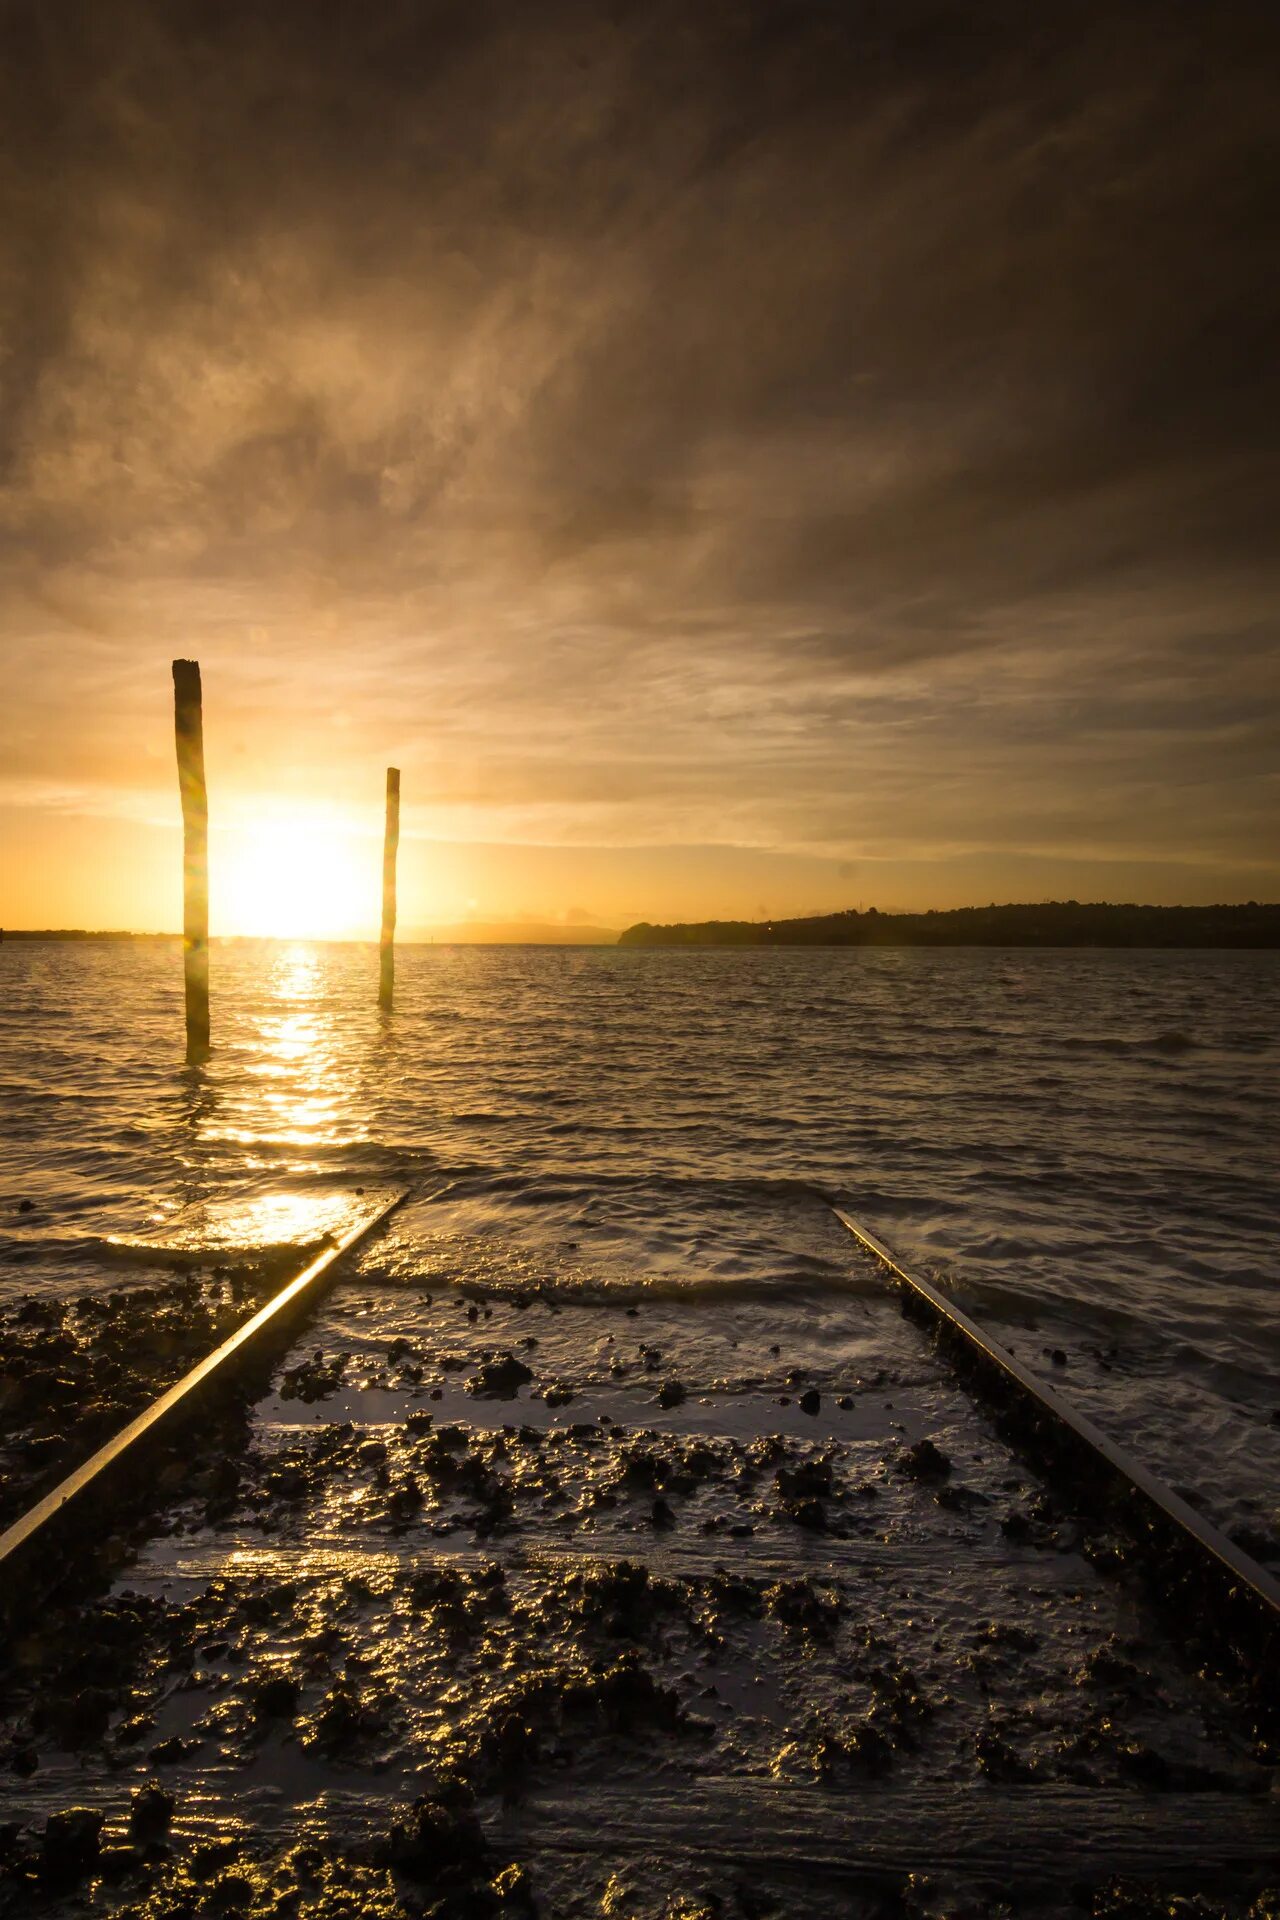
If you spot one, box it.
[1,938,1276,1557]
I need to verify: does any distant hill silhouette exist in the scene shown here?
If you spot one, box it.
[0,929,176,941]
[619,902,1280,949]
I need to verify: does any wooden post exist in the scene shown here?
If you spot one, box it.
[379,767,400,1010]
[172,660,210,1057]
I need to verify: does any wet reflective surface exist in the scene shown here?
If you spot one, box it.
[1,940,1276,1547]
[2,939,1278,1912]
[1,1249,1274,1916]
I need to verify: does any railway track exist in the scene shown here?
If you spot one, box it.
[0,1186,1274,1916]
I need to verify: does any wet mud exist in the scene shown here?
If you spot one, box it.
[0,1258,297,1532]
[3,1240,1277,1919]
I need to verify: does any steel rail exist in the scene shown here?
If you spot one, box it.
[0,1187,408,1600]
[830,1206,1280,1629]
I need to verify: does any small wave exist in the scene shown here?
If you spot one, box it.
[1051,1027,1197,1058]
[359,1249,882,1309]
[1149,1030,1195,1053]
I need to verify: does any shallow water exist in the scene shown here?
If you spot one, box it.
[1,938,1277,1550]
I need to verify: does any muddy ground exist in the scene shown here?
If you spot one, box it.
[0,1211,1275,1919]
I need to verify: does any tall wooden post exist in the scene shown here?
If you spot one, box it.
[379,767,400,1011]
[172,660,210,1058]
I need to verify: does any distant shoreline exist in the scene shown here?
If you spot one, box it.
[4,901,1279,948]
[1,929,179,942]
[618,901,1280,949]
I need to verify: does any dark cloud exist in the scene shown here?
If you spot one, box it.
[0,0,1277,910]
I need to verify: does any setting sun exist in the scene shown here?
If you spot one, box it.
[213,811,377,939]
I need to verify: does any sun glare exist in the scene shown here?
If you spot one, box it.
[215,813,377,939]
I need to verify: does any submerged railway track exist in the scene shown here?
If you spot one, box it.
[0,1184,1275,1917]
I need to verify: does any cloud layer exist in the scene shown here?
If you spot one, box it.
[1,0,1277,924]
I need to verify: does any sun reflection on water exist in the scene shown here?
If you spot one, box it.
[202,944,370,1154]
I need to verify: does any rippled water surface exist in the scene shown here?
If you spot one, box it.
[2,939,1277,1548]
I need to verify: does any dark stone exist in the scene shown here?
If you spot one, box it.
[129,1784,174,1843]
[899,1438,951,1481]
[975,1726,1036,1782]
[40,1809,103,1889]
[656,1379,685,1409]
[190,1841,241,1881]
[250,1671,300,1719]
[798,1388,821,1415]
[775,1458,832,1501]
[935,1483,990,1512]
[466,1354,534,1399]
[386,1789,489,1880]
[97,1844,145,1879]
[790,1498,828,1530]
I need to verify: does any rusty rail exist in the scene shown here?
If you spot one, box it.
[831,1205,1278,1680]
[0,1188,408,1606]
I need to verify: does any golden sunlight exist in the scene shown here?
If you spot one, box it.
[214,812,378,939]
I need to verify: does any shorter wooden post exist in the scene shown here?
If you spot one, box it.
[379,767,400,1010]
[172,659,210,1057]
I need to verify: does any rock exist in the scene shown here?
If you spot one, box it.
[491,1860,537,1910]
[190,1840,242,1880]
[775,1458,832,1501]
[279,1351,346,1403]
[899,1438,951,1481]
[53,1685,115,1746]
[386,1788,489,1879]
[656,1379,685,1409]
[764,1578,842,1635]
[974,1725,1036,1782]
[97,1844,145,1879]
[790,1498,828,1530]
[836,1395,854,1410]
[543,1382,574,1408]
[466,1354,534,1399]
[387,1474,423,1524]
[250,1671,300,1719]
[798,1388,821,1415]
[935,1483,990,1513]
[17,1199,34,1214]
[129,1784,174,1843]
[40,1808,103,1889]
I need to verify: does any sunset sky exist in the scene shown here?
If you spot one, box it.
[2,0,1277,937]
